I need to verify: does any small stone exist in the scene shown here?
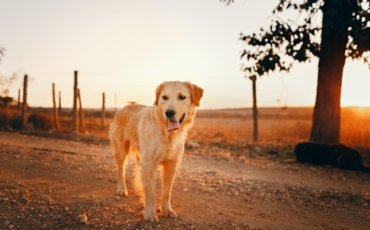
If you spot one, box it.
[8,225,14,230]
[65,207,69,211]
[5,221,10,225]
[77,213,88,224]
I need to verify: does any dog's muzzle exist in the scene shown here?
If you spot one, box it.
[167,113,186,132]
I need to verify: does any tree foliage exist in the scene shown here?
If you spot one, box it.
[0,48,19,107]
[222,0,370,76]
[0,75,18,97]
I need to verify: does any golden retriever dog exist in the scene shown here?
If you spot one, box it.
[109,81,203,222]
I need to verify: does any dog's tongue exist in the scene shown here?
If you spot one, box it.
[167,120,181,132]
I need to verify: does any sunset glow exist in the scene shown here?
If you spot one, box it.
[0,0,369,109]
[341,60,370,107]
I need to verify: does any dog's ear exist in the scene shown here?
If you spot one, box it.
[154,82,166,105]
[186,82,203,107]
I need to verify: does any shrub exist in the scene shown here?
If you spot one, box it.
[27,112,54,131]
[10,116,23,130]
[0,108,22,130]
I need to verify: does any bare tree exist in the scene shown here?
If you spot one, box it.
[223,0,370,144]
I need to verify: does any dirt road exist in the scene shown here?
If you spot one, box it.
[0,131,369,229]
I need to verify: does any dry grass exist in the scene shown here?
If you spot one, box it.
[1,107,369,148]
[188,114,310,147]
[341,107,370,147]
[189,107,370,148]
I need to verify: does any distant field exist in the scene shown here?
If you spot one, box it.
[190,107,370,148]
[1,106,370,148]
[85,106,370,148]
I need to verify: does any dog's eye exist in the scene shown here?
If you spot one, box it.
[179,95,186,100]
[162,95,168,100]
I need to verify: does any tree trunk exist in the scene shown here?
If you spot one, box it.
[309,0,351,144]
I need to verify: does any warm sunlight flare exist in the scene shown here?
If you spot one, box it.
[341,61,370,107]
[1,1,369,109]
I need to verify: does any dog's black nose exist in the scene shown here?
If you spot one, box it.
[165,110,176,119]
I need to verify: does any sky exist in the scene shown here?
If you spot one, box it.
[0,0,369,109]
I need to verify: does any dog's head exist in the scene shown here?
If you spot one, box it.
[154,81,203,132]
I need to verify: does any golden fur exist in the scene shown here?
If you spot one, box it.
[109,81,203,222]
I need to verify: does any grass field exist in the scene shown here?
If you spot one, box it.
[1,106,370,148]
[190,107,370,148]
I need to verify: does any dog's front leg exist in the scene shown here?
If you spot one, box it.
[161,160,178,217]
[141,163,158,222]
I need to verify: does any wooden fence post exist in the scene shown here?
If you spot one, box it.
[17,89,20,110]
[77,88,85,131]
[101,92,105,130]
[21,75,28,129]
[58,91,62,115]
[52,83,60,130]
[249,75,258,142]
[73,71,78,132]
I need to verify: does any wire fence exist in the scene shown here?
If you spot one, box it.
[4,71,315,111]
[2,72,370,148]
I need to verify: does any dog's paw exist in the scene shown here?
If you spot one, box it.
[162,207,177,218]
[144,211,159,223]
[117,188,128,197]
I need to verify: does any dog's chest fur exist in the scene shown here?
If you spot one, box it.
[136,107,189,163]
[164,131,187,160]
